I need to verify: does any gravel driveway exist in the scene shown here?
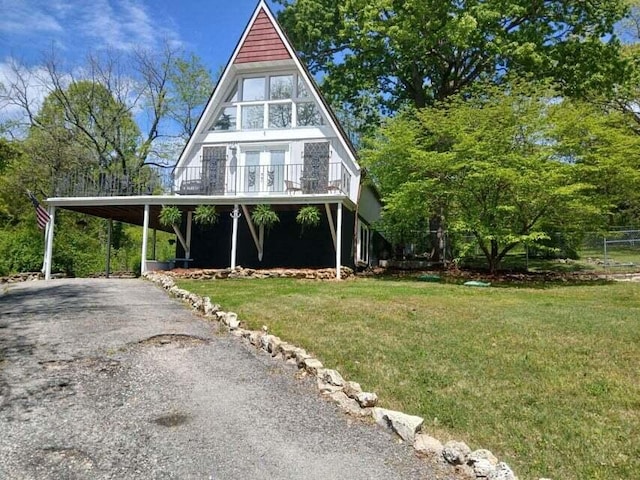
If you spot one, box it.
[0,278,460,480]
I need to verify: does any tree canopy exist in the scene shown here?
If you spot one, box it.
[363,82,640,272]
[277,0,629,128]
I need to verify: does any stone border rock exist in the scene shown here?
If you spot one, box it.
[1,272,44,284]
[158,266,354,281]
[144,270,549,480]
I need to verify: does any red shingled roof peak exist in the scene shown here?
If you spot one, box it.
[234,8,291,64]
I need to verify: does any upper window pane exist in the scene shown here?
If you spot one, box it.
[269,103,292,128]
[242,105,264,129]
[297,77,310,98]
[270,75,293,100]
[242,77,265,101]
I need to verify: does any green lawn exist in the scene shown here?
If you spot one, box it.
[178,277,640,480]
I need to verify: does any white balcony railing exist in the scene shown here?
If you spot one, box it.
[52,163,351,198]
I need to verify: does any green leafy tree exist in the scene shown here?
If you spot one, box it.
[168,54,216,139]
[363,81,640,272]
[278,0,628,130]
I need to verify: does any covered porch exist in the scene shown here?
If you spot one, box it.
[43,195,355,280]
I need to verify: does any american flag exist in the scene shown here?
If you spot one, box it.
[27,191,50,230]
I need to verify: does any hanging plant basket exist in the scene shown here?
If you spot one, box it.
[159,205,182,227]
[193,205,218,226]
[251,204,280,230]
[296,205,321,231]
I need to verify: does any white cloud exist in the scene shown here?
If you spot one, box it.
[0,0,182,54]
[0,0,64,36]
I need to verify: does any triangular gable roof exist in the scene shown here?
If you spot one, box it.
[176,0,359,171]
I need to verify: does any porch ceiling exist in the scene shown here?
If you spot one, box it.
[53,197,355,232]
[60,204,172,232]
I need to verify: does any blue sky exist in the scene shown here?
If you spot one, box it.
[0,0,284,130]
[0,0,274,73]
[0,0,280,71]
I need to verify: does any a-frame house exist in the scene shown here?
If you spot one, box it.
[43,0,382,278]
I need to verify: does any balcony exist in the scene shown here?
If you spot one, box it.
[52,163,351,198]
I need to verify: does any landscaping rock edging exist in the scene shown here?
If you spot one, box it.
[0,272,44,284]
[159,266,354,281]
[143,270,548,480]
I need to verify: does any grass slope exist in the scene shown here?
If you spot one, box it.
[179,277,640,480]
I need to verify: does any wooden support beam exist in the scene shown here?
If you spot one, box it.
[325,203,337,251]
[241,204,263,261]
[186,211,193,259]
[172,224,188,254]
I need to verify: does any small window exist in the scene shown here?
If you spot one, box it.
[358,221,370,264]
[212,106,237,131]
[242,77,265,101]
[242,105,264,129]
[297,102,323,126]
[297,77,310,98]
[270,75,293,100]
[269,103,292,128]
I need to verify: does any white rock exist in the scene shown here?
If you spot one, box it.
[413,434,443,457]
[473,459,497,478]
[488,462,518,480]
[303,358,323,375]
[442,440,471,465]
[468,449,498,466]
[260,334,273,351]
[249,332,262,347]
[268,336,282,355]
[318,369,345,386]
[295,350,311,367]
[279,343,297,359]
[329,391,369,417]
[355,391,378,408]
[224,312,237,327]
[227,317,240,330]
[343,381,362,399]
[317,378,343,394]
[372,408,424,444]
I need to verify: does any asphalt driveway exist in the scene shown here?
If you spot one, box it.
[0,278,458,479]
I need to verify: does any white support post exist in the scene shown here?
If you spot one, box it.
[186,210,193,260]
[230,204,240,270]
[336,202,342,280]
[141,204,150,274]
[44,206,56,280]
[105,219,112,278]
[41,216,51,274]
